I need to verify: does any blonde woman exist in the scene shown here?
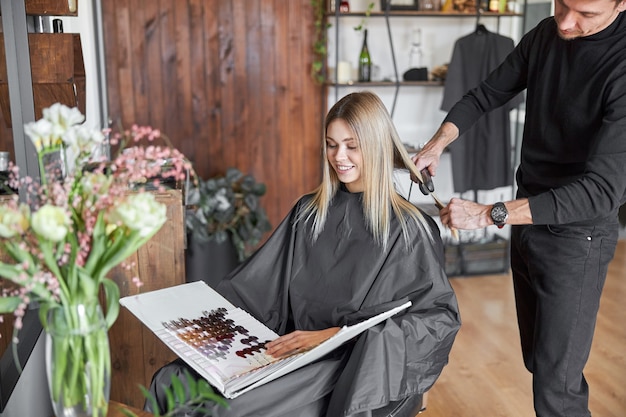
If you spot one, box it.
[148,92,460,417]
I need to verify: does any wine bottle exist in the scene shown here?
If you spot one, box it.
[358,29,371,82]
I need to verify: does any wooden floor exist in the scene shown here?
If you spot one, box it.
[422,240,626,417]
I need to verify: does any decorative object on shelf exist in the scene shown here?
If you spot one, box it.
[350,1,375,83]
[430,63,449,81]
[0,103,190,417]
[53,19,64,33]
[185,167,272,263]
[454,0,478,12]
[339,0,350,12]
[358,29,372,82]
[380,0,419,11]
[0,152,8,171]
[352,1,375,31]
[420,0,439,11]
[507,0,521,13]
[404,27,429,81]
[442,0,455,11]
[403,68,429,81]
[337,61,353,83]
[408,27,423,68]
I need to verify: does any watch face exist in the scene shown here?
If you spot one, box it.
[491,203,508,225]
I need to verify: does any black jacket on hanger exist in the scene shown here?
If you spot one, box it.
[442,29,524,193]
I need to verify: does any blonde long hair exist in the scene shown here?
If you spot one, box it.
[300,91,433,249]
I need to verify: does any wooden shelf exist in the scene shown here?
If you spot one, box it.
[325,11,523,17]
[0,33,85,127]
[0,1,79,17]
[326,80,444,87]
[25,0,78,16]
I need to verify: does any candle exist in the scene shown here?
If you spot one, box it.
[337,61,352,83]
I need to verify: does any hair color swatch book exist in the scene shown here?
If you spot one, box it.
[119,281,411,399]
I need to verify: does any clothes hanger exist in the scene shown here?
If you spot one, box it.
[475,22,488,34]
[476,23,489,35]
[475,1,488,34]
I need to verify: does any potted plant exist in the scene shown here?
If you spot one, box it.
[184,167,272,285]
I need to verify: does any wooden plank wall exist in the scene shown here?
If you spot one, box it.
[101,0,325,227]
[0,110,14,161]
[107,190,186,408]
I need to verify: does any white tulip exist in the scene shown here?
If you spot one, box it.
[107,193,166,238]
[0,204,30,238]
[31,204,70,242]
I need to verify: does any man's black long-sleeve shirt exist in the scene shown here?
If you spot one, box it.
[444,13,626,225]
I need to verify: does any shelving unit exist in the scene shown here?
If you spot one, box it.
[325,4,525,116]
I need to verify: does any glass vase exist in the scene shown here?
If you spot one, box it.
[45,302,111,417]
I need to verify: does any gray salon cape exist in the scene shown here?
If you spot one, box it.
[147,188,460,416]
[442,29,524,193]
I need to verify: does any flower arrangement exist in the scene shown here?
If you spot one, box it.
[0,103,190,416]
[185,167,272,262]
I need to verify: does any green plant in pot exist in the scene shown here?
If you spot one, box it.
[185,168,272,283]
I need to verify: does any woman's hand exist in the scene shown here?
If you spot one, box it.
[265,327,340,358]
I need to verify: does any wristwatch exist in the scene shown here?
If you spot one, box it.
[490,202,508,229]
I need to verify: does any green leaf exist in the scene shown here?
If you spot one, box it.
[76,269,97,300]
[163,385,175,412]
[225,168,243,184]
[38,239,63,281]
[83,213,109,274]
[101,278,120,329]
[0,261,24,281]
[170,372,187,404]
[252,183,266,195]
[0,296,21,314]
[38,302,54,329]
[118,408,139,417]
[139,385,161,417]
